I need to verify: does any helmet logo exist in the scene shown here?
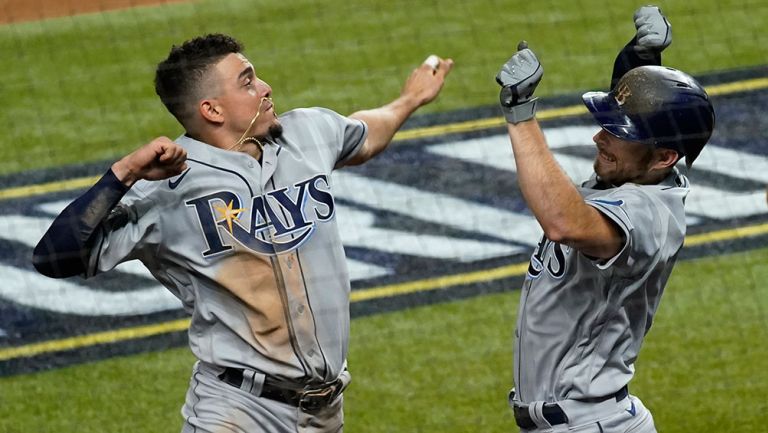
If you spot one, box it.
[615,83,632,106]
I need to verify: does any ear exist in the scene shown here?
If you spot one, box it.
[652,148,680,170]
[199,99,224,125]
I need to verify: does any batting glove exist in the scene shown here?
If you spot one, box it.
[634,5,672,60]
[496,41,543,124]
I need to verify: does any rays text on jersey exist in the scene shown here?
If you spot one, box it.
[186,174,335,256]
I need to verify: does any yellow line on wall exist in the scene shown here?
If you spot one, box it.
[684,222,768,247]
[0,176,101,201]
[0,318,191,362]
[350,262,530,302]
[705,77,768,96]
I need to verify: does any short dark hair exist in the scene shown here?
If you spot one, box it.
[154,33,244,126]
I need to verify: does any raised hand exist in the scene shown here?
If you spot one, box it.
[401,55,454,107]
[112,137,188,187]
[496,41,543,124]
[634,5,672,59]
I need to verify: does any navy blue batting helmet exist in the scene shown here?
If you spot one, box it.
[582,65,715,167]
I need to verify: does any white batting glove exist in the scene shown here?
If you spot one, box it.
[634,5,672,59]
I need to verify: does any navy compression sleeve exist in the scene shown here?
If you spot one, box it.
[610,36,662,90]
[32,169,130,278]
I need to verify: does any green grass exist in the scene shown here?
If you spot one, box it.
[0,0,767,175]
[1,247,766,432]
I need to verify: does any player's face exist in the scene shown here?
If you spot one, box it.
[592,129,656,185]
[214,53,282,140]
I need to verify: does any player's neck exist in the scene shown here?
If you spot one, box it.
[631,168,673,185]
[186,130,264,161]
[232,140,265,160]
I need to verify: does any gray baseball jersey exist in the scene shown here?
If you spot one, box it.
[514,169,689,403]
[88,107,367,384]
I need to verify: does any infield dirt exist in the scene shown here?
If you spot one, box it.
[0,0,185,24]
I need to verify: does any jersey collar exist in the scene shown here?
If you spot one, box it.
[583,167,688,190]
[175,134,283,190]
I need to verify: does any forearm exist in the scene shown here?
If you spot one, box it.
[33,169,130,278]
[348,95,420,163]
[611,5,670,89]
[507,120,596,241]
[346,56,452,165]
[610,36,662,89]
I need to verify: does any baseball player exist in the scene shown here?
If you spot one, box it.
[495,6,714,433]
[33,34,452,432]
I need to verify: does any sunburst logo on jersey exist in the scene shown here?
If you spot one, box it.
[213,200,246,234]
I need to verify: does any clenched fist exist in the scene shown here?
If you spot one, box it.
[634,5,672,59]
[496,41,543,124]
[112,137,188,187]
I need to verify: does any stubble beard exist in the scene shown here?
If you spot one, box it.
[594,159,623,186]
[267,121,283,140]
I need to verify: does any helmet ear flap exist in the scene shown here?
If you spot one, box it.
[682,99,716,167]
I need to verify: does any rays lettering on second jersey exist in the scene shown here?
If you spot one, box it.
[527,236,569,280]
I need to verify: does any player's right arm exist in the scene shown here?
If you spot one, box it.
[32,137,187,278]
[496,44,625,259]
[505,121,624,259]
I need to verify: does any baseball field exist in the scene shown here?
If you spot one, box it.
[0,0,767,432]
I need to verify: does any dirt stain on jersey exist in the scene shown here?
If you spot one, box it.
[216,252,294,361]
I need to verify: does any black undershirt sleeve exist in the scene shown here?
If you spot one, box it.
[32,169,130,278]
[610,36,662,90]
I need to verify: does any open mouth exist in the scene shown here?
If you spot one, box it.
[599,150,616,163]
[596,144,616,163]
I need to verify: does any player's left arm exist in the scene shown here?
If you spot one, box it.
[497,43,624,259]
[343,55,454,166]
[610,5,671,89]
